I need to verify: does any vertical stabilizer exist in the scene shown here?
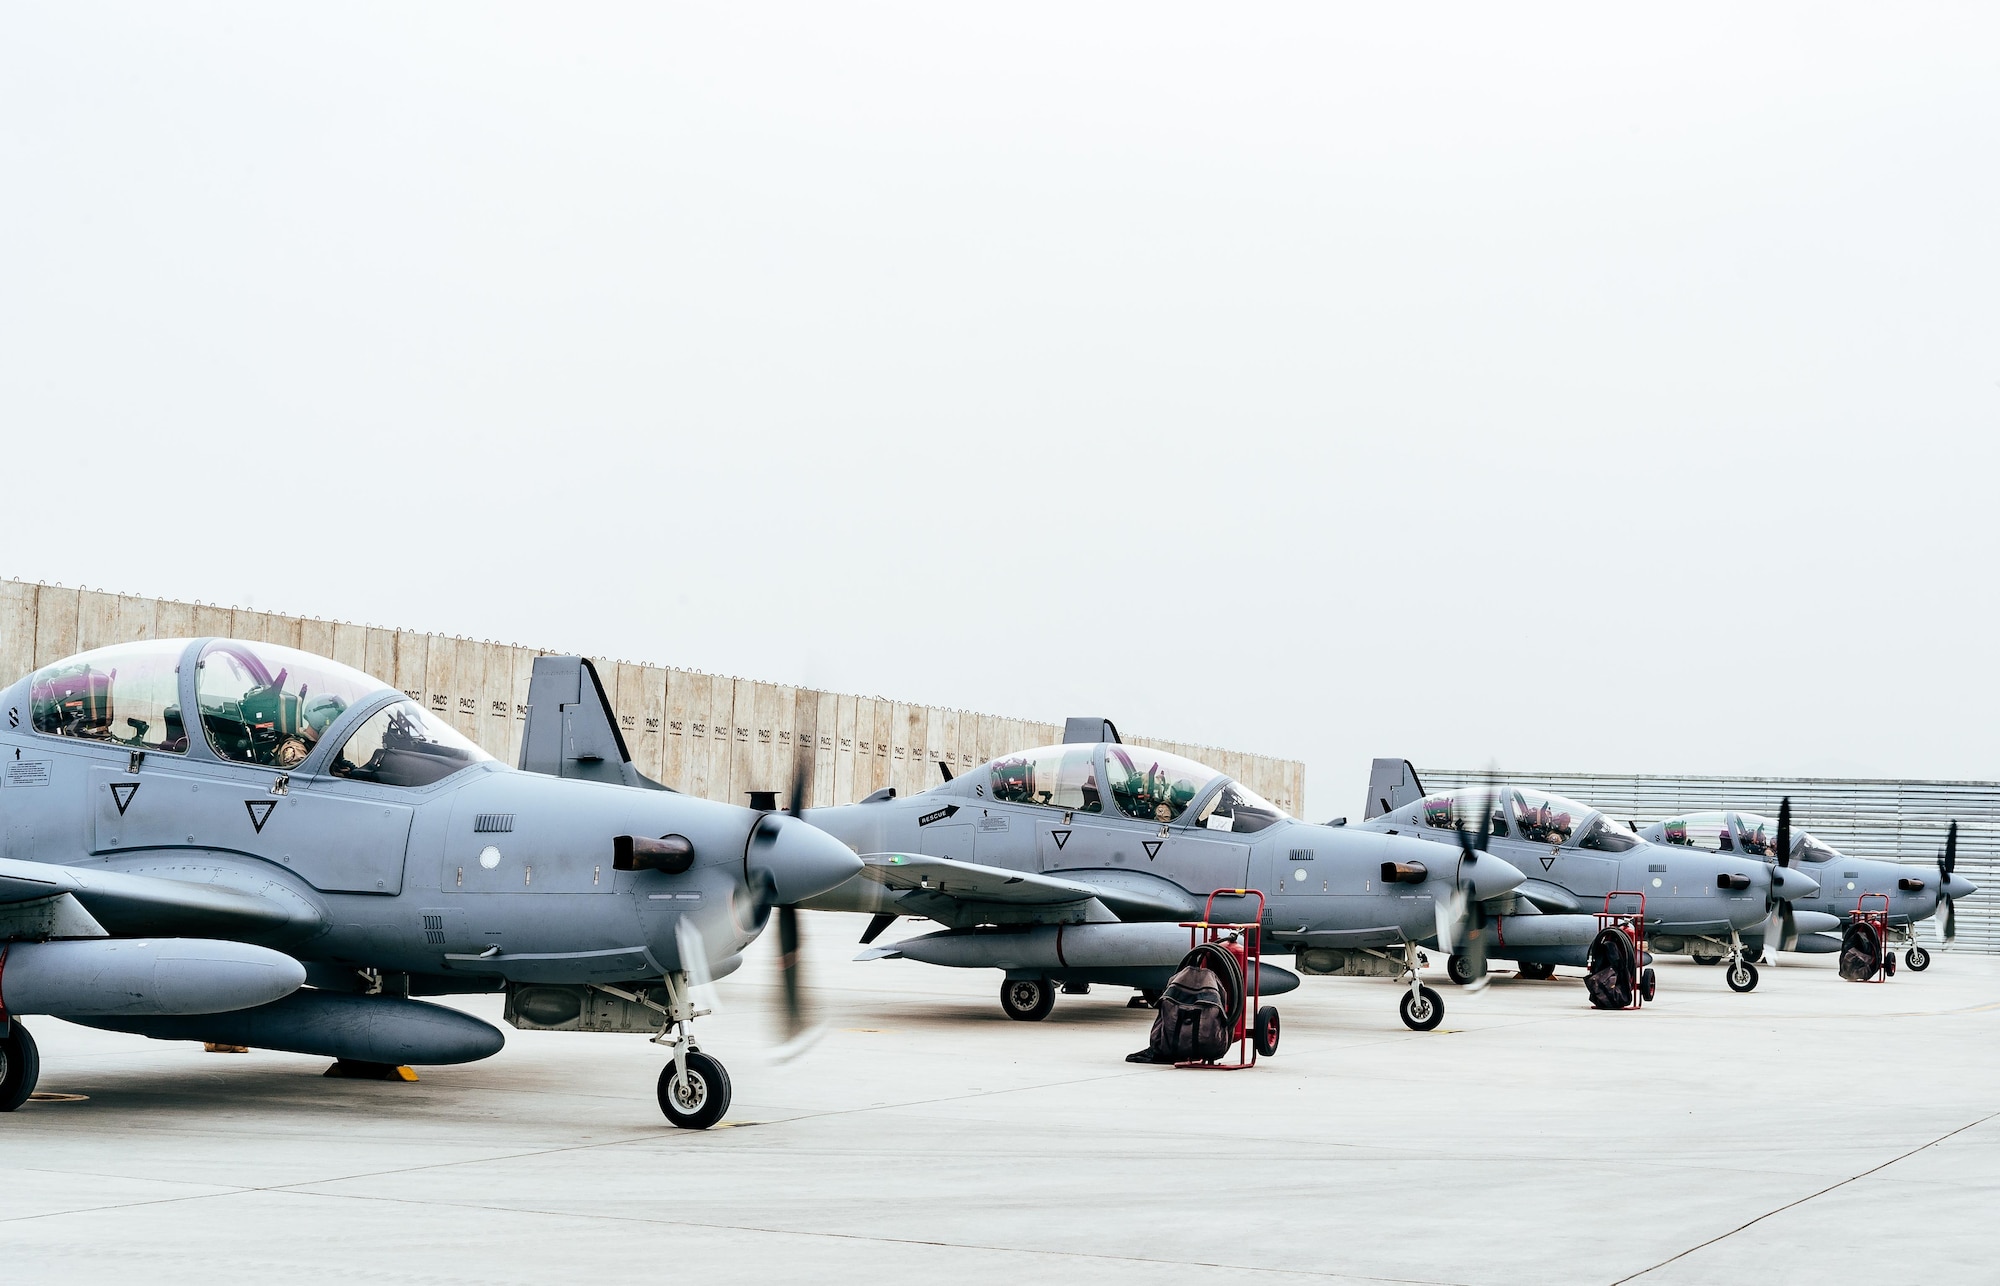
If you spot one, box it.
[1364,758,1425,819]
[1062,717,1121,744]
[518,656,667,790]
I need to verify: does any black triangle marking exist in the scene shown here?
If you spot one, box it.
[1052,829,1070,851]
[1142,840,1163,861]
[1540,853,1555,871]
[110,782,140,815]
[245,800,277,833]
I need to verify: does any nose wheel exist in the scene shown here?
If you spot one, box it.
[1399,985,1444,1031]
[624,972,734,1129]
[1906,946,1931,972]
[656,1049,732,1130]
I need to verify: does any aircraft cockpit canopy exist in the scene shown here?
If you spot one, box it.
[27,637,494,787]
[1655,811,1735,852]
[1104,745,1221,824]
[1415,786,1633,850]
[1650,810,1816,858]
[29,639,190,753]
[195,640,394,768]
[1726,811,1840,863]
[328,698,491,787]
[988,743,1104,813]
[1419,791,1511,839]
[981,743,1288,833]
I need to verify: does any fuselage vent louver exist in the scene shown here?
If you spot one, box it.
[422,914,446,945]
[474,814,516,833]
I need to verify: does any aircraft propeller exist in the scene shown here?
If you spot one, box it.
[1438,778,1499,993]
[740,759,823,1057]
[1935,820,1960,946]
[1755,798,1799,965]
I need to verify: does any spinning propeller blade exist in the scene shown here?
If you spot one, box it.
[1448,776,1498,992]
[1937,820,1959,946]
[1759,798,1794,965]
[767,758,821,1058]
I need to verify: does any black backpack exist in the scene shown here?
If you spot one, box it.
[1584,927,1635,1010]
[1839,921,1881,982]
[1142,963,1235,1063]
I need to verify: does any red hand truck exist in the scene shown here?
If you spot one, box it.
[1175,888,1272,1069]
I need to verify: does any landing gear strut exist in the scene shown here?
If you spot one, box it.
[600,972,733,1129]
[1724,930,1760,994]
[0,1020,41,1112]
[1398,938,1444,1032]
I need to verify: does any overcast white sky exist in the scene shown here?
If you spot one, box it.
[3,4,1996,817]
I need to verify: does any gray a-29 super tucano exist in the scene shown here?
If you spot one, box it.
[1358,760,1822,999]
[0,637,858,1126]
[1635,805,1974,978]
[794,720,1529,1034]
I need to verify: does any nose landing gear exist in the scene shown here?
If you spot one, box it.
[1723,928,1760,993]
[598,973,735,1129]
[657,1049,731,1130]
[1399,937,1445,1031]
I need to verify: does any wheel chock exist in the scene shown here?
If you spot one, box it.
[323,1060,419,1081]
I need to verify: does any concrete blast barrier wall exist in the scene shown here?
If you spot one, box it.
[1,579,1305,814]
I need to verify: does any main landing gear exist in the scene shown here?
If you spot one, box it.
[601,973,734,1129]
[1001,976,1056,1021]
[0,1020,41,1112]
[1398,938,1444,1032]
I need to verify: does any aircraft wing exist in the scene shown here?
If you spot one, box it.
[861,853,1100,905]
[0,857,314,941]
[857,853,1205,928]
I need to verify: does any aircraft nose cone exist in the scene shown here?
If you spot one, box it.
[1463,851,1527,900]
[757,816,863,905]
[1771,866,1819,899]
[1946,873,1977,900]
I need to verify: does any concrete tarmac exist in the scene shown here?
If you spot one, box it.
[4,919,1995,1285]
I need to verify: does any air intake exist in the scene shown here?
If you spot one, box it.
[474,814,515,833]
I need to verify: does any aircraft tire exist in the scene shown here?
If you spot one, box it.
[657,1051,731,1129]
[1001,977,1055,1022]
[0,1021,42,1112]
[1516,962,1556,981]
[1399,986,1444,1032]
[1444,954,1474,986]
[1639,968,1656,1003]
[1253,1006,1281,1057]
[1690,954,1722,966]
[1907,947,1931,972]
[1725,960,1760,993]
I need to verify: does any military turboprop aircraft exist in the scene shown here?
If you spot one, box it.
[1358,760,1819,998]
[1637,805,1974,973]
[0,638,858,1126]
[792,719,1529,1033]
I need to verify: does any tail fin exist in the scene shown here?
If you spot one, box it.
[517,656,667,790]
[1363,758,1425,819]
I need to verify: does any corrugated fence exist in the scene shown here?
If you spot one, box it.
[1420,767,1999,954]
[0,579,1304,814]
